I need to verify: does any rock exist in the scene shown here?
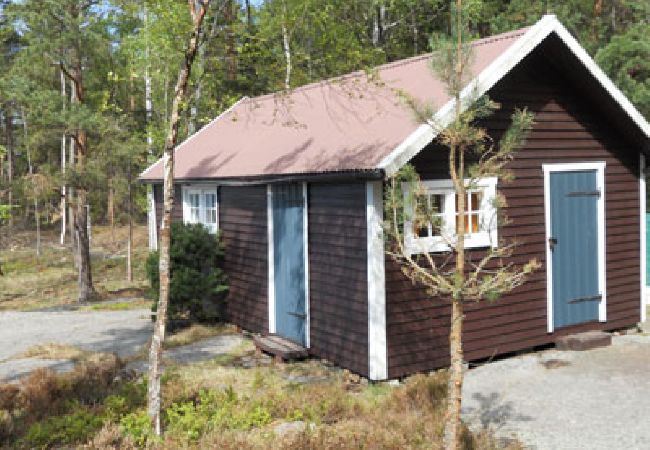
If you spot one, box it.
[273,421,306,437]
[555,331,611,351]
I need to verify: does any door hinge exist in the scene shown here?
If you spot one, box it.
[566,190,600,198]
[568,294,602,304]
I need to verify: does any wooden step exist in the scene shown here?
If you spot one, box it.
[253,334,309,361]
[555,331,611,351]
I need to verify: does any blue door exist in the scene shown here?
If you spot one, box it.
[273,184,306,345]
[550,170,601,329]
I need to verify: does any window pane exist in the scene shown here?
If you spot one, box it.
[430,194,443,214]
[206,209,217,224]
[205,193,216,208]
[470,213,479,233]
[471,192,481,212]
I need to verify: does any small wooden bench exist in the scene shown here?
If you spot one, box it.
[253,334,308,362]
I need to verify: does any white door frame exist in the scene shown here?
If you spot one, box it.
[543,162,607,333]
[266,183,311,348]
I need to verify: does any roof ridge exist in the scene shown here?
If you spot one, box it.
[244,27,529,105]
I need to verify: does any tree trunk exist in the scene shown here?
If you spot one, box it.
[245,0,253,29]
[107,177,115,232]
[4,105,13,228]
[148,1,209,435]
[443,1,465,448]
[144,5,154,159]
[225,0,237,81]
[60,69,67,245]
[61,35,96,302]
[281,13,291,90]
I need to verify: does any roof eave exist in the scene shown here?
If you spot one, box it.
[378,14,650,176]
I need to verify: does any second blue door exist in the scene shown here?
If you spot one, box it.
[273,184,306,345]
[549,170,601,329]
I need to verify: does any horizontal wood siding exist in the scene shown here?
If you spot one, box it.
[386,53,641,378]
[153,184,183,234]
[308,183,369,377]
[220,186,268,334]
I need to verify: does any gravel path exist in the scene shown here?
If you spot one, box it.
[0,309,152,381]
[462,334,650,449]
[0,309,246,382]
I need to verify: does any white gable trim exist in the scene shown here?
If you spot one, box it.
[379,14,650,176]
[140,96,249,179]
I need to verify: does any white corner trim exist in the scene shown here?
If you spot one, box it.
[640,154,647,323]
[379,14,650,176]
[367,180,387,380]
[303,182,311,348]
[543,162,607,333]
[267,185,276,334]
[147,185,158,251]
[140,96,249,179]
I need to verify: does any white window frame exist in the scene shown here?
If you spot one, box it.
[182,184,219,233]
[404,177,498,254]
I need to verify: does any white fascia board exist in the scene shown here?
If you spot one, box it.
[139,96,249,179]
[378,15,557,176]
[379,14,650,176]
[551,21,650,140]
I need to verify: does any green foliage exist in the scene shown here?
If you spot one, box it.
[147,222,228,322]
[596,23,650,119]
[165,387,272,441]
[22,407,104,448]
[119,410,156,447]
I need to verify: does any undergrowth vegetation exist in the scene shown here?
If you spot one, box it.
[0,340,521,449]
[0,225,150,311]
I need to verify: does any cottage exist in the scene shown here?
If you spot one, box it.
[140,15,650,380]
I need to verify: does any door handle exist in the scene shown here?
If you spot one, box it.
[548,237,557,250]
[287,311,306,319]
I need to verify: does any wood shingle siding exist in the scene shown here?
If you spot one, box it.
[386,53,641,379]
[220,186,268,334]
[308,183,369,376]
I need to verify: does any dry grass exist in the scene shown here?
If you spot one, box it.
[15,343,94,362]
[0,225,150,311]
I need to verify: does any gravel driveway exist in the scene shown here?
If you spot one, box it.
[0,309,153,381]
[462,334,650,449]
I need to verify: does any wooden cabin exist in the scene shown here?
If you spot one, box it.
[140,15,650,380]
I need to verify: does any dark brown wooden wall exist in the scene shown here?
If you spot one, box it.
[220,186,268,334]
[153,184,183,235]
[308,183,369,376]
[386,53,641,378]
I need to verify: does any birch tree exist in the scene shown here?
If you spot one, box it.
[384,0,538,447]
[147,0,210,435]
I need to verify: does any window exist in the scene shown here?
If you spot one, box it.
[404,178,497,254]
[183,186,219,233]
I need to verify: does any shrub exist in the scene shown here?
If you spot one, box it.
[165,387,272,441]
[22,408,104,448]
[146,223,228,323]
[119,411,156,447]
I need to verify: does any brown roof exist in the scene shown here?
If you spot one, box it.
[140,27,528,181]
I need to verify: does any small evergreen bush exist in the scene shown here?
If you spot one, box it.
[146,223,228,323]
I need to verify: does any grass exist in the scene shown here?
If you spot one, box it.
[15,343,94,362]
[0,226,521,449]
[0,335,522,449]
[0,225,150,311]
